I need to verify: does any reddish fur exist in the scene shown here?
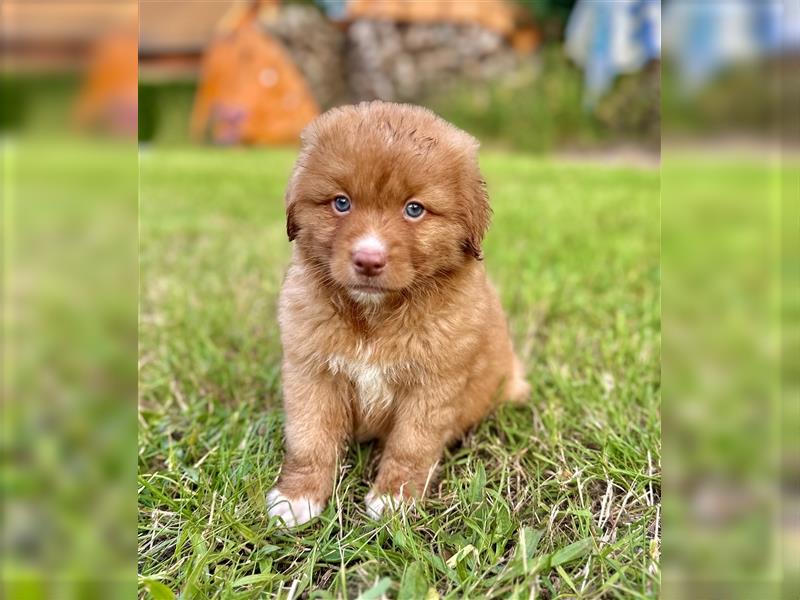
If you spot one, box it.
[273,101,529,515]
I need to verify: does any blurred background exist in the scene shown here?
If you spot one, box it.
[4,0,795,152]
[1,0,798,598]
[2,2,138,599]
[135,0,660,154]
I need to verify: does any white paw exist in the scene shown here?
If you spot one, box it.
[266,488,323,527]
[364,490,406,520]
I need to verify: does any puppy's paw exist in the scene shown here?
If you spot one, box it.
[364,489,408,520]
[266,488,323,527]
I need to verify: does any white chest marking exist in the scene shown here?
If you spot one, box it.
[328,352,393,413]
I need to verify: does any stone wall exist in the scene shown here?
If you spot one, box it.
[259,6,522,109]
[346,20,520,103]
[259,5,350,109]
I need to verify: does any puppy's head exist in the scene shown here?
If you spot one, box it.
[284,101,490,300]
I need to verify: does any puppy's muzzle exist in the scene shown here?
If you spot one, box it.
[352,237,387,278]
[352,248,386,277]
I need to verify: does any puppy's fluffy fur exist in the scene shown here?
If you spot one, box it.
[268,101,529,526]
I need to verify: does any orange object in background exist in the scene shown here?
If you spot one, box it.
[511,25,542,54]
[191,20,318,145]
[74,26,138,137]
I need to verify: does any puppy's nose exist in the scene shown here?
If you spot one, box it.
[352,248,386,277]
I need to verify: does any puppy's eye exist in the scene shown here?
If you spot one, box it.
[332,195,351,213]
[404,201,425,219]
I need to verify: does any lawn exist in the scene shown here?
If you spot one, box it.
[138,146,660,599]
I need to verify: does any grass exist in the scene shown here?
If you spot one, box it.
[138,146,660,599]
[137,48,659,153]
[425,47,659,155]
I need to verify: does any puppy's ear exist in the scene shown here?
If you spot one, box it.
[284,174,300,242]
[286,203,299,242]
[463,237,484,260]
[463,178,491,260]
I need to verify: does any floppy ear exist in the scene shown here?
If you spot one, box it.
[286,202,299,242]
[284,172,300,242]
[463,178,491,260]
[284,120,320,242]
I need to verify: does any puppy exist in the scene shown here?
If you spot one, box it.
[267,101,529,526]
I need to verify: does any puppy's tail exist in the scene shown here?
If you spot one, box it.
[504,356,531,404]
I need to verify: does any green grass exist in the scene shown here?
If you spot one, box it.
[138,146,660,599]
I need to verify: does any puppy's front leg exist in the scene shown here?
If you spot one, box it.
[267,363,351,527]
[365,382,460,519]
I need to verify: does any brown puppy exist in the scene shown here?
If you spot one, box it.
[267,101,529,526]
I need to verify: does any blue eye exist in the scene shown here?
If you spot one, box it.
[333,195,351,213]
[404,201,424,219]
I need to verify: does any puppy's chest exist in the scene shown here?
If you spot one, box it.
[327,344,416,414]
